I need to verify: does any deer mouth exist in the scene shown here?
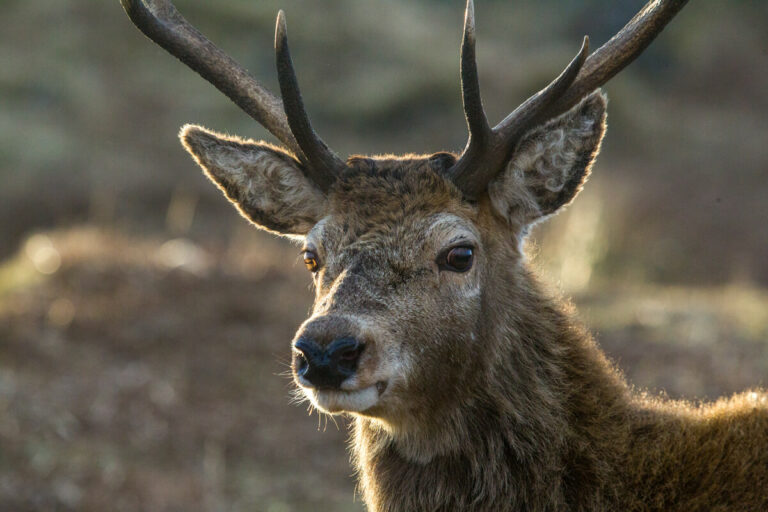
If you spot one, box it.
[304,381,388,414]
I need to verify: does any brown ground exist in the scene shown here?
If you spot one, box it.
[0,226,765,512]
[0,0,766,510]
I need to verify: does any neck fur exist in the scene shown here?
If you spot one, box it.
[351,259,631,511]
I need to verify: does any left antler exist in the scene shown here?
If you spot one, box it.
[447,0,689,199]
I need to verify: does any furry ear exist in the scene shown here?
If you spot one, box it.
[180,125,327,236]
[488,91,607,229]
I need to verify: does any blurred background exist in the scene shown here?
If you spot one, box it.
[0,0,766,510]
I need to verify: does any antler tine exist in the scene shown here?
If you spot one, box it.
[119,0,300,157]
[542,0,689,122]
[460,0,492,147]
[449,0,494,197]
[492,36,589,147]
[449,37,588,198]
[275,11,347,191]
[447,0,688,199]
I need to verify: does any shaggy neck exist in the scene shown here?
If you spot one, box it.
[351,255,632,511]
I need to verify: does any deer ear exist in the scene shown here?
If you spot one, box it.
[180,125,327,236]
[488,91,607,228]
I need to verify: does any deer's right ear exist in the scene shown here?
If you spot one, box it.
[180,125,327,236]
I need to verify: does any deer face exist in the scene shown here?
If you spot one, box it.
[181,92,607,428]
[294,161,482,420]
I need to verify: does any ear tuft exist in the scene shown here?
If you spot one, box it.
[489,91,607,228]
[180,123,219,151]
[179,124,326,236]
[179,124,227,163]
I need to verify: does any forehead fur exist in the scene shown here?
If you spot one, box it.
[327,155,472,233]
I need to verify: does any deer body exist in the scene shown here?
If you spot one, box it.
[351,262,768,512]
[182,121,768,511]
[121,0,768,510]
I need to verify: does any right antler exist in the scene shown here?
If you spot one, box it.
[448,0,689,199]
[120,0,346,192]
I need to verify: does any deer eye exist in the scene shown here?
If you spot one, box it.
[302,250,320,272]
[439,246,474,273]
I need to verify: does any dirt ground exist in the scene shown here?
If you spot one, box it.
[0,226,765,512]
[0,2,766,509]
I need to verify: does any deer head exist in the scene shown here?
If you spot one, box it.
[121,0,687,436]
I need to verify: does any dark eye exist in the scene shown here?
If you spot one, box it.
[440,246,474,273]
[302,250,319,272]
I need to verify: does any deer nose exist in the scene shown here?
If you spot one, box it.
[293,337,364,389]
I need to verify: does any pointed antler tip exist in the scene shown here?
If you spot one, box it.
[577,36,590,65]
[464,0,476,32]
[275,10,288,48]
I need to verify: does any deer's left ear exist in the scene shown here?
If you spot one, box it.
[488,91,607,228]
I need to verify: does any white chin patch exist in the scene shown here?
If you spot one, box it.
[308,385,379,414]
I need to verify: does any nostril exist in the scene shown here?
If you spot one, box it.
[339,346,362,362]
[336,346,363,373]
[293,338,322,378]
[328,338,364,375]
[295,351,309,375]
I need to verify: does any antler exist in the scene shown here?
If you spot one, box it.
[119,0,345,192]
[274,12,348,188]
[448,0,689,199]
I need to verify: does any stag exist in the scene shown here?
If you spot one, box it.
[120,0,767,510]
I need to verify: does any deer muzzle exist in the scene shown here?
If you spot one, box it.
[294,337,364,390]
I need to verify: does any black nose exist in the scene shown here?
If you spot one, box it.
[294,337,364,389]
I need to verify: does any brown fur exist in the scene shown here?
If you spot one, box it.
[181,92,768,511]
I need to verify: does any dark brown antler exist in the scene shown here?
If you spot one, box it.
[119,0,344,192]
[457,0,492,171]
[274,11,348,189]
[448,0,689,199]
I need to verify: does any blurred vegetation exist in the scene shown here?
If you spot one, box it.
[0,0,766,510]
